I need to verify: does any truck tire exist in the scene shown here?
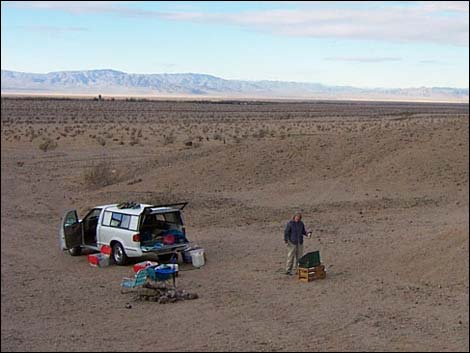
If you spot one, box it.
[69,246,82,256]
[112,242,128,265]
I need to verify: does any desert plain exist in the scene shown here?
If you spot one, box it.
[1,97,469,351]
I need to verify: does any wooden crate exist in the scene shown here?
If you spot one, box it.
[298,264,325,273]
[298,264,326,282]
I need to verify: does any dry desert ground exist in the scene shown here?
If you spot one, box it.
[1,97,469,351]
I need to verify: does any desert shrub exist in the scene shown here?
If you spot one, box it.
[83,161,120,188]
[163,133,176,145]
[233,135,243,144]
[253,128,269,138]
[213,133,223,141]
[38,138,58,152]
[129,136,140,146]
[95,136,106,146]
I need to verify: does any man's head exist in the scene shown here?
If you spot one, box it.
[293,212,302,222]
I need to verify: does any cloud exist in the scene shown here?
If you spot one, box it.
[220,6,469,46]
[6,1,469,46]
[6,1,131,14]
[418,1,469,13]
[156,62,178,69]
[418,60,444,64]
[325,57,402,63]
[17,25,88,33]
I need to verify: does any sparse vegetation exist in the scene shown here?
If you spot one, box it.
[129,136,140,146]
[95,136,106,146]
[163,133,176,145]
[1,97,469,353]
[38,138,58,152]
[83,161,120,188]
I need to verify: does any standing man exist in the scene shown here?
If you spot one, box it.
[284,212,311,275]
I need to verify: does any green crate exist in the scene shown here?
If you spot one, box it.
[299,251,321,268]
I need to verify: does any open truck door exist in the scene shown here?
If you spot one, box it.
[59,209,83,252]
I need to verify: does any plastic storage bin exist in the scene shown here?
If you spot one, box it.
[133,261,159,273]
[182,249,193,264]
[87,253,110,267]
[154,264,178,280]
[190,248,205,268]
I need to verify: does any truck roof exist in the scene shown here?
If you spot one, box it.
[97,204,180,215]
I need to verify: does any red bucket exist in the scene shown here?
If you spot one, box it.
[100,245,112,255]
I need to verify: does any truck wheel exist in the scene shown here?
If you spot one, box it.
[69,246,82,256]
[112,242,128,265]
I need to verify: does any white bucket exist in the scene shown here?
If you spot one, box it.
[190,248,205,268]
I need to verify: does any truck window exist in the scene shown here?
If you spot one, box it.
[84,208,101,221]
[102,211,112,226]
[106,212,135,230]
[129,216,139,231]
[110,213,123,227]
[120,214,131,229]
[64,212,78,226]
[164,212,181,224]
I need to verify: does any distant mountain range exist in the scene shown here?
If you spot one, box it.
[1,69,468,102]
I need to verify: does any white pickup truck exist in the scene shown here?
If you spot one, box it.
[59,202,190,265]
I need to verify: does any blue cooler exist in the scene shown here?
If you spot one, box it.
[155,267,176,281]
